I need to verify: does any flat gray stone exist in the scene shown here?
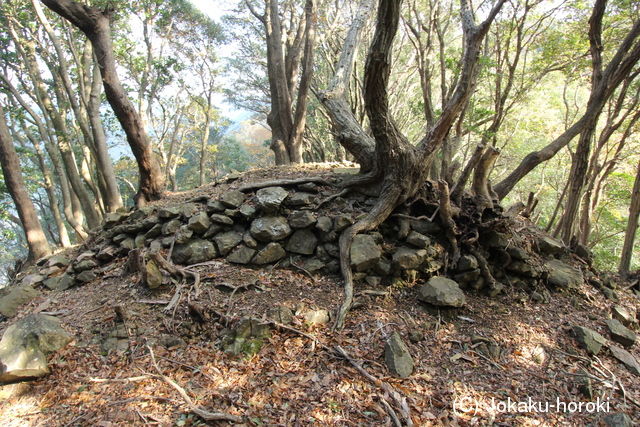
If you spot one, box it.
[316,216,333,233]
[250,217,292,242]
[175,225,193,244]
[287,192,315,207]
[418,277,466,307]
[410,220,441,234]
[43,274,74,291]
[252,243,286,265]
[227,245,256,264]
[21,274,44,287]
[157,207,181,219]
[572,326,605,356]
[285,229,318,255]
[46,255,69,269]
[76,270,96,284]
[609,345,640,376]
[334,214,352,232]
[612,305,635,327]
[537,236,564,256]
[219,190,246,209]
[74,259,98,273]
[605,319,636,348]
[144,224,163,239]
[210,214,234,225]
[350,234,381,272]
[385,331,414,378]
[546,259,583,288]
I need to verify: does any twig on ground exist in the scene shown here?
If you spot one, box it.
[334,346,414,426]
[146,346,242,423]
[89,375,150,383]
[289,256,316,283]
[468,350,505,370]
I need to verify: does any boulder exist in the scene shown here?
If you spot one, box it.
[238,204,256,220]
[214,231,243,256]
[608,345,640,376]
[243,231,258,248]
[203,223,224,238]
[227,246,257,265]
[350,234,381,272]
[537,236,564,256]
[0,285,39,317]
[571,326,605,356]
[479,231,509,249]
[546,259,583,288]
[103,212,127,227]
[180,203,198,218]
[418,277,466,307]
[315,216,333,233]
[219,190,246,209]
[604,319,636,348]
[172,239,218,265]
[206,200,226,213]
[286,229,318,255]
[289,210,316,228]
[384,332,414,378]
[250,217,292,242]
[187,212,211,233]
[144,259,163,289]
[406,231,430,249]
[255,187,289,212]
[392,247,427,270]
[0,314,71,382]
[507,246,529,261]
[252,243,286,265]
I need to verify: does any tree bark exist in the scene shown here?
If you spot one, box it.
[0,104,52,263]
[41,0,166,206]
[619,159,640,276]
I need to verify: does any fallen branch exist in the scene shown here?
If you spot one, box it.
[90,375,151,383]
[147,346,242,423]
[334,346,414,426]
[239,176,332,192]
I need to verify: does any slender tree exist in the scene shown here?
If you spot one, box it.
[0,103,51,263]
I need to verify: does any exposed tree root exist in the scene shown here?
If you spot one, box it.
[316,188,351,209]
[238,176,332,192]
[334,188,400,331]
[438,180,461,267]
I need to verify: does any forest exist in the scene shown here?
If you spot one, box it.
[1,0,640,285]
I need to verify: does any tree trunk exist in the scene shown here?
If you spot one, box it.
[619,158,640,276]
[0,104,52,263]
[42,0,166,207]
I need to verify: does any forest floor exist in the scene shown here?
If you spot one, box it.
[1,164,639,427]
